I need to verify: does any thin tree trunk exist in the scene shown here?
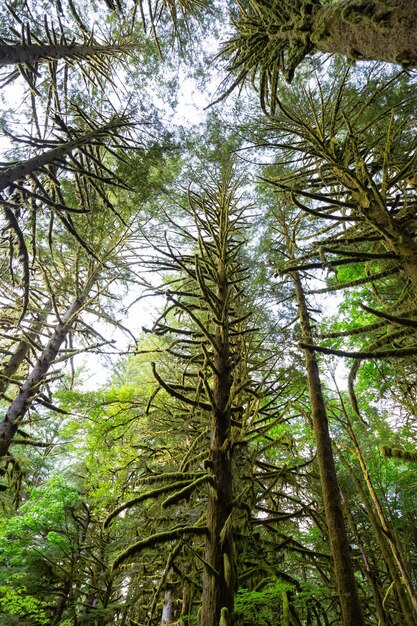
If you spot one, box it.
[0,43,124,67]
[0,118,126,192]
[292,270,365,626]
[341,420,417,619]
[337,448,417,626]
[181,580,193,626]
[342,491,393,626]
[0,294,86,458]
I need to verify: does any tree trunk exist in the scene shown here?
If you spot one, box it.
[292,270,366,626]
[312,0,417,68]
[181,580,193,626]
[338,448,417,626]
[0,295,85,458]
[355,195,417,290]
[341,422,417,619]
[201,256,236,626]
[161,590,175,624]
[0,43,122,67]
[0,300,52,396]
[342,491,393,626]
[0,117,126,192]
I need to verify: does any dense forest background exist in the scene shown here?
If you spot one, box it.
[1,0,417,625]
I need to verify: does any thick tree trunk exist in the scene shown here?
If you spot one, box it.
[292,270,366,626]
[312,0,417,67]
[0,43,119,67]
[0,295,85,458]
[355,196,417,290]
[201,260,236,626]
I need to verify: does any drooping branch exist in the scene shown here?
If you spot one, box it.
[111,525,208,570]
[360,303,417,329]
[103,479,195,529]
[162,474,217,508]
[299,342,417,359]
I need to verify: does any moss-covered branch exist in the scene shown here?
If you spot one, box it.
[104,479,195,529]
[381,446,417,462]
[111,525,207,570]
[300,342,417,359]
[162,474,217,508]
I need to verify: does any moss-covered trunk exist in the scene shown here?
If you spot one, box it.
[338,451,417,626]
[312,0,417,67]
[201,257,236,626]
[292,270,365,626]
[341,423,417,620]
[0,296,84,458]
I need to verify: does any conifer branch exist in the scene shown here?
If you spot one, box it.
[103,479,194,529]
[111,525,207,570]
[152,362,212,411]
[300,342,417,359]
[162,474,217,508]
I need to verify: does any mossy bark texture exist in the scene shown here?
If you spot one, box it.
[312,0,417,67]
[292,270,366,626]
[201,255,236,626]
[0,295,84,458]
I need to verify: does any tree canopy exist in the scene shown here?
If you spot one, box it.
[0,1,417,625]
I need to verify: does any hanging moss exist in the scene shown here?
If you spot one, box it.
[103,479,195,529]
[382,446,417,462]
[219,607,229,626]
[162,474,217,508]
[111,525,207,570]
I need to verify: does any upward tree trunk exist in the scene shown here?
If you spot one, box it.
[0,43,124,67]
[0,294,86,458]
[312,0,417,67]
[0,117,127,192]
[342,420,417,619]
[0,300,51,396]
[201,258,236,626]
[338,450,417,626]
[292,270,366,626]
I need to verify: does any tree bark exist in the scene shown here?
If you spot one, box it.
[201,255,236,626]
[338,449,417,626]
[0,294,85,458]
[341,422,417,619]
[0,301,52,397]
[0,43,122,67]
[312,0,417,67]
[161,590,175,624]
[0,118,126,192]
[292,270,366,626]
[342,490,393,626]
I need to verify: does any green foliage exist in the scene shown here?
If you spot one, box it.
[235,581,293,624]
[0,584,49,625]
[2,0,417,625]
[0,476,79,624]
